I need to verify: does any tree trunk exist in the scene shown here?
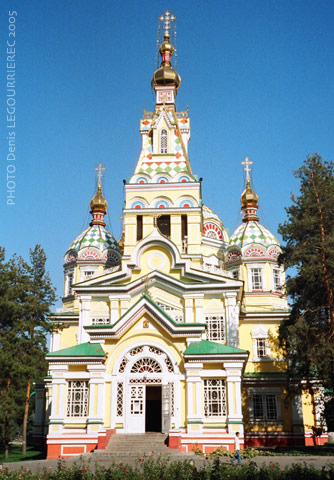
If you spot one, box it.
[5,378,11,459]
[22,379,31,456]
[311,171,334,337]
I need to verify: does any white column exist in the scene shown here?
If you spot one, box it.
[48,365,68,435]
[87,364,106,434]
[185,362,203,433]
[79,295,91,343]
[194,295,204,323]
[109,296,119,323]
[50,330,61,352]
[184,296,193,323]
[224,293,239,347]
[225,363,244,435]
[120,295,131,316]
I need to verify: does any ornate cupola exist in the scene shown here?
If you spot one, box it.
[151,10,181,106]
[89,163,108,227]
[240,156,259,222]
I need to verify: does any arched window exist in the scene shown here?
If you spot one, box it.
[160,129,168,154]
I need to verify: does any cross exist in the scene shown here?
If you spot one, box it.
[159,10,176,36]
[95,162,106,188]
[241,156,253,182]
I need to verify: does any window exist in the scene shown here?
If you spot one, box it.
[181,215,188,241]
[83,271,94,280]
[232,269,239,279]
[160,129,168,154]
[206,315,225,342]
[252,394,278,421]
[66,381,89,417]
[203,379,227,417]
[273,268,281,291]
[67,272,73,296]
[157,215,170,237]
[137,215,143,241]
[117,382,123,417]
[251,268,263,290]
[256,338,267,358]
[252,326,270,359]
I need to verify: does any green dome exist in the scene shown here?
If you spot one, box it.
[229,221,279,249]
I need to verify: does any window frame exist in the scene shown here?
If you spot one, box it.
[66,380,89,418]
[248,387,281,424]
[160,128,168,154]
[205,315,225,342]
[203,378,227,418]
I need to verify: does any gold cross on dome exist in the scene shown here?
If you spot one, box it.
[95,162,106,188]
[159,10,176,35]
[241,156,253,182]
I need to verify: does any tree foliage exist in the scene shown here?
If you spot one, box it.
[278,154,334,396]
[0,246,56,457]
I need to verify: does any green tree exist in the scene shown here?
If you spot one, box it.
[278,154,334,399]
[0,246,56,457]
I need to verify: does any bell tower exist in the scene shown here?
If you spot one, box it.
[122,10,203,261]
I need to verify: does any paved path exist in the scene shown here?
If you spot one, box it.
[2,453,334,473]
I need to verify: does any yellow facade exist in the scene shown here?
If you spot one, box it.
[35,13,325,460]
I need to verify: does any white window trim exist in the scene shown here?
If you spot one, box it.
[203,378,227,418]
[247,264,265,291]
[80,265,98,282]
[271,265,284,292]
[65,268,75,297]
[205,314,225,342]
[251,326,270,360]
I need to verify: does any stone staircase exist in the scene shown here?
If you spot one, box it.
[92,433,194,460]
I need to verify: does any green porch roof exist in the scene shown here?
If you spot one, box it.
[184,340,248,355]
[46,342,105,357]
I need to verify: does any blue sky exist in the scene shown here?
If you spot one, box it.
[1,0,333,305]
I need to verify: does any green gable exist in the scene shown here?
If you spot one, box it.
[46,342,105,357]
[184,340,248,355]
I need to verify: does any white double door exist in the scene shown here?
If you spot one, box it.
[125,383,171,433]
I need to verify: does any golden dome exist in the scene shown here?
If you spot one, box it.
[241,180,259,207]
[89,185,108,212]
[151,33,181,90]
[159,34,174,56]
[151,66,181,89]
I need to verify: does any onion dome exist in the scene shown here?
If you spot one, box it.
[229,221,279,249]
[151,33,181,90]
[89,185,108,227]
[202,205,229,243]
[229,178,279,250]
[64,166,121,267]
[241,179,259,222]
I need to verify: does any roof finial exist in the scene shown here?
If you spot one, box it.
[90,163,108,227]
[241,156,253,184]
[95,162,106,189]
[159,10,176,37]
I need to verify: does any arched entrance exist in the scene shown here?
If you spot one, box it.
[113,345,179,433]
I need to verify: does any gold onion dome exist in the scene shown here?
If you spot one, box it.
[241,179,259,207]
[89,185,108,212]
[151,33,181,89]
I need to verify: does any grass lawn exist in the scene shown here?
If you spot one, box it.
[0,445,44,463]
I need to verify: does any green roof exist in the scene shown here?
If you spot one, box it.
[244,372,286,377]
[184,340,248,355]
[46,342,105,357]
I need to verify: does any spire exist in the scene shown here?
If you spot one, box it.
[240,156,259,222]
[151,10,181,104]
[89,162,108,227]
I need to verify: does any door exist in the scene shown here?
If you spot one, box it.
[161,384,171,433]
[145,386,162,432]
[128,385,145,432]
